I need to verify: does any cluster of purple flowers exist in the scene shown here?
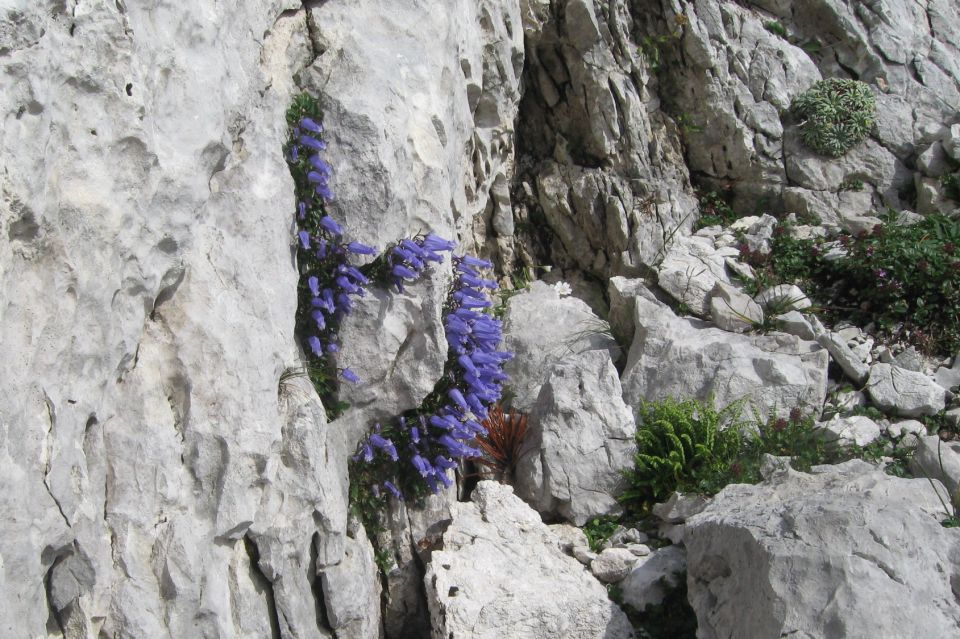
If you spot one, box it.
[388,234,457,291]
[289,116,371,384]
[356,255,512,499]
[288,109,458,395]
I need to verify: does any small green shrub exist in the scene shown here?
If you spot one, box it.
[791,78,876,157]
[694,190,739,230]
[621,398,745,511]
[742,214,960,354]
[943,172,960,202]
[621,399,881,514]
[764,20,787,38]
[583,515,621,553]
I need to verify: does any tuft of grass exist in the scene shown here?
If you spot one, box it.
[583,515,621,553]
[764,20,787,38]
[839,178,864,192]
[792,78,876,157]
[474,404,531,484]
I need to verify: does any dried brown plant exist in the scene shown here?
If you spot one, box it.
[475,404,531,484]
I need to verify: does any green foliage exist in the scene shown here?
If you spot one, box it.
[744,411,841,474]
[764,20,787,38]
[374,547,395,573]
[737,226,820,296]
[583,515,621,553]
[839,178,864,191]
[743,214,960,354]
[792,78,876,157]
[638,15,687,72]
[620,398,746,511]
[943,172,960,202]
[609,578,698,639]
[694,190,738,230]
[621,399,885,515]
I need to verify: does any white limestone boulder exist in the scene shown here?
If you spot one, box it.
[866,363,947,417]
[424,481,634,639]
[685,462,960,638]
[621,296,829,422]
[515,350,636,526]
[502,281,619,411]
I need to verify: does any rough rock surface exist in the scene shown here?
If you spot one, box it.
[657,236,732,316]
[516,350,636,525]
[502,282,619,411]
[590,548,639,583]
[620,545,687,612]
[817,415,882,447]
[709,281,763,333]
[866,363,947,417]
[817,332,870,385]
[911,435,960,497]
[685,462,960,639]
[0,0,524,636]
[516,0,696,277]
[622,296,829,421]
[0,3,355,636]
[424,481,634,639]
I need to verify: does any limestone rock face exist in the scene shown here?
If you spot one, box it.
[0,2,345,636]
[423,481,634,639]
[685,462,960,639]
[0,0,524,636]
[515,350,636,526]
[621,296,829,421]
[502,281,619,411]
[515,0,696,277]
[307,0,523,425]
[662,0,959,225]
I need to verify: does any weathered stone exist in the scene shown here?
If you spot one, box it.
[620,545,687,612]
[608,276,658,350]
[885,419,926,440]
[917,141,951,178]
[549,524,589,554]
[574,547,598,566]
[755,284,812,313]
[590,548,639,583]
[503,282,619,412]
[424,482,634,639]
[709,281,763,333]
[817,332,870,385]
[774,311,816,341]
[934,353,960,391]
[944,124,960,162]
[657,236,731,316]
[651,492,710,525]
[517,0,696,276]
[516,350,636,526]
[686,463,960,638]
[319,522,383,638]
[911,435,960,497]
[866,363,947,417]
[817,415,882,448]
[622,297,829,422]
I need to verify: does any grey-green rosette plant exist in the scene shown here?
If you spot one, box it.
[791,78,876,157]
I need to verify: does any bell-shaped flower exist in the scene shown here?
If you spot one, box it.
[319,216,343,236]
